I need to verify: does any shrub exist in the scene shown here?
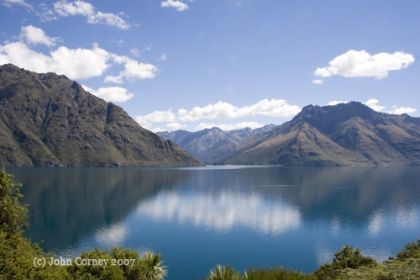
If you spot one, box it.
[244,268,312,280]
[314,245,376,279]
[394,240,420,261]
[208,265,241,280]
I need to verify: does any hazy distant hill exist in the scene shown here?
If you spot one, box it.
[0,64,199,167]
[158,125,276,163]
[160,102,420,166]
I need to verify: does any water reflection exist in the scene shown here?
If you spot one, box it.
[95,223,128,247]
[11,167,189,251]
[137,191,301,234]
[8,166,420,279]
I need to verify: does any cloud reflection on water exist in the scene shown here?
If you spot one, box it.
[95,223,128,246]
[137,190,301,235]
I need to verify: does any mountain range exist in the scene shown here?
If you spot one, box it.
[159,102,420,166]
[0,64,199,167]
[2,63,420,167]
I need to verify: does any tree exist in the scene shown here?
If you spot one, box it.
[0,170,27,234]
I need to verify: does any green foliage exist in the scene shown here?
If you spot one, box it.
[244,268,312,280]
[67,249,125,280]
[314,245,376,280]
[206,266,313,280]
[134,252,167,280]
[208,265,241,280]
[63,248,167,280]
[0,170,166,280]
[0,170,28,234]
[394,240,420,261]
[0,221,70,279]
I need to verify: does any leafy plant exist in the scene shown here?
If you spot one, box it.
[208,265,241,280]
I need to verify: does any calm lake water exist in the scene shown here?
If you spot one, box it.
[9,166,420,279]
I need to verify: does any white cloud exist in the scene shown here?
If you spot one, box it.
[20,25,57,47]
[177,99,300,122]
[1,27,158,82]
[365,98,416,115]
[166,122,186,130]
[105,60,157,84]
[0,42,110,79]
[195,121,263,131]
[365,98,386,112]
[325,98,416,115]
[161,0,189,12]
[388,106,417,115]
[327,100,348,106]
[135,110,177,130]
[2,0,33,10]
[135,99,300,131]
[53,0,129,29]
[314,50,415,82]
[312,79,323,85]
[82,85,134,103]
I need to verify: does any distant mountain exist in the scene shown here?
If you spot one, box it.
[227,102,420,165]
[157,125,277,163]
[0,64,200,167]
[161,102,420,166]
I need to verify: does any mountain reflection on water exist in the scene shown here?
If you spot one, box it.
[10,166,420,280]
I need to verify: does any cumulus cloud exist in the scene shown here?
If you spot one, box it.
[161,0,189,12]
[135,99,300,131]
[364,98,386,112]
[82,85,134,103]
[0,27,158,82]
[195,121,263,131]
[105,60,157,84]
[0,41,110,79]
[364,98,416,115]
[177,99,300,122]
[314,50,415,82]
[327,100,348,106]
[326,99,416,115]
[20,25,57,47]
[135,110,177,129]
[53,0,130,29]
[166,122,186,130]
[388,106,417,115]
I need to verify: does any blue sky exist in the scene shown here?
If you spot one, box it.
[1,0,419,131]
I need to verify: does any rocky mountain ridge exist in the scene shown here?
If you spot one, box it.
[0,64,200,167]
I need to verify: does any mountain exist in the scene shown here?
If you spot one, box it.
[157,125,277,163]
[162,102,420,166]
[226,102,420,165]
[0,64,200,167]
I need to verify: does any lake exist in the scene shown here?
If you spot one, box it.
[9,166,420,279]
